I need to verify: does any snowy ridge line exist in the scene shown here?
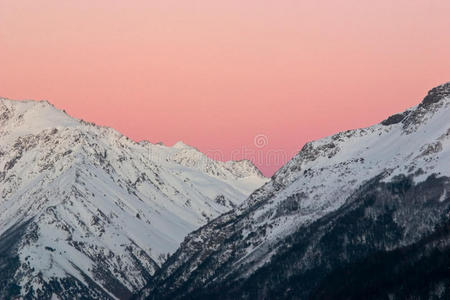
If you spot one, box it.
[0,97,268,299]
[139,82,450,299]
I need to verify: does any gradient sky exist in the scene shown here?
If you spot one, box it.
[1,0,450,176]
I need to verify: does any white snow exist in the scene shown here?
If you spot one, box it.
[228,93,450,272]
[0,98,268,296]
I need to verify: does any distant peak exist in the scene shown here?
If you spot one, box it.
[419,82,450,108]
[173,141,192,149]
[233,159,258,168]
[225,159,266,178]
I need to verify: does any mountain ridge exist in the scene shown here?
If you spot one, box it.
[140,82,450,300]
[0,97,265,178]
[2,82,450,299]
[0,97,267,299]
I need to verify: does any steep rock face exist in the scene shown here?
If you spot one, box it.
[0,99,267,299]
[142,82,450,299]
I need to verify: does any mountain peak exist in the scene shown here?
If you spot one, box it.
[380,82,450,127]
[1,97,58,110]
[224,159,265,178]
[0,98,79,137]
[172,140,192,149]
[0,97,268,299]
[419,82,450,108]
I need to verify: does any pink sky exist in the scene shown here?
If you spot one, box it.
[1,0,450,176]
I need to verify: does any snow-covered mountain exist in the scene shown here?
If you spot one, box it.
[0,98,267,299]
[142,83,450,299]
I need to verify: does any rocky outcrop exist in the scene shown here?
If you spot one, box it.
[420,82,450,108]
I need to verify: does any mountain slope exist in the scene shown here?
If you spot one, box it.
[142,82,450,299]
[0,99,267,299]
